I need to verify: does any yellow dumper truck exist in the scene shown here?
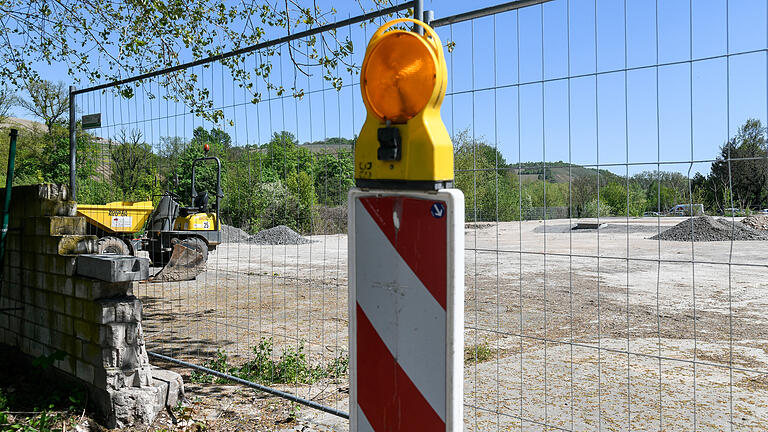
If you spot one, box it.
[76,156,223,281]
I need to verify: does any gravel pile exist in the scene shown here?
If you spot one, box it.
[220,224,251,243]
[248,225,313,245]
[741,215,768,231]
[650,216,768,241]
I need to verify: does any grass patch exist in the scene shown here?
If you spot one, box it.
[190,339,348,386]
[465,342,494,364]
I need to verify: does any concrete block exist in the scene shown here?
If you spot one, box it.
[49,293,66,314]
[35,270,46,290]
[5,282,21,301]
[29,235,96,255]
[94,281,134,299]
[33,290,48,307]
[100,323,125,347]
[22,320,35,339]
[108,386,165,428]
[103,348,119,368]
[74,279,90,298]
[125,323,138,345]
[61,356,77,376]
[93,365,108,389]
[61,335,82,358]
[37,325,51,345]
[76,359,95,383]
[43,257,78,278]
[82,341,102,366]
[69,297,84,318]
[24,216,87,236]
[76,255,149,283]
[64,296,75,315]
[41,199,77,217]
[28,340,45,358]
[74,319,98,342]
[96,302,115,324]
[2,330,18,347]
[8,314,21,333]
[9,251,20,268]
[57,235,98,255]
[115,298,140,323]
[22,304,37,323]
[6,234,19,251]
[75,279,133,300]
[54,313,75,335]
[151,368,184,409]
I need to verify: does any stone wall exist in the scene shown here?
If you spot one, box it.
[0,184,182,428]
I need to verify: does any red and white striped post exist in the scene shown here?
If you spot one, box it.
[349,189,464,431]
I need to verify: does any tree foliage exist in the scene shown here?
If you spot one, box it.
[314,149,354,206]
[8,124,98,188]
[708,119,768,210]
[17,80,69,134]
[453,130,520,222]
[0,0,402,122]
[109,129,160,201]
[0,87,15,123]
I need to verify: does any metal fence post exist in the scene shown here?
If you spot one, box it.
[69,85,76,201]
[413,0,424,33]
[423,9,434,26]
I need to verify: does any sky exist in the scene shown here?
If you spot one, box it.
[22,0,768,177]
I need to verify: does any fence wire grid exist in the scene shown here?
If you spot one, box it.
[69,0,768,430]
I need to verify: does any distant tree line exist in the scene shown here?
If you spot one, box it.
[455,118,768,221]
[76,127,354,234]
[2,79,766,228]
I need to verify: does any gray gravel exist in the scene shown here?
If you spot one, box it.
[248,225,313,245]
[220,224,251,243]
[532,223,661,234]
[650,216,768,241]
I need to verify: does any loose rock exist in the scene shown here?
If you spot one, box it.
[249,225,312,245]
[220,224,251,243]
[741,215,768,231]
[650,216,768,241]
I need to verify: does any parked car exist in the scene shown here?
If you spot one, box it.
[643,211,661,217]
[723,207,743,216]
[760,209,768,215]
[668,204,705,216]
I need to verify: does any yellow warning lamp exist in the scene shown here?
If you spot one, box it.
[356,18,453,190]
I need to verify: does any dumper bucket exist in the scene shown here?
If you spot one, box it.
[77,201,154,234]
[150,237,208,282]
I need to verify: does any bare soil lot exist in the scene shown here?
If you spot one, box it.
[137,217,768,431]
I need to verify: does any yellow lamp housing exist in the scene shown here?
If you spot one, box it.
[356,18,453,190]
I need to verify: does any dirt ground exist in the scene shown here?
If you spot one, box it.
[134,217,768,431]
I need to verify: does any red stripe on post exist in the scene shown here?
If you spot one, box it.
[360,197,447,309]
[356,304,445,431]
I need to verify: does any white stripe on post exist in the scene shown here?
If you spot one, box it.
[354,198,447,420]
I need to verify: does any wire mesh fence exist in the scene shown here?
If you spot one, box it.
[68,0,768,429]
[435,0,768,430]
[69,2,420,419]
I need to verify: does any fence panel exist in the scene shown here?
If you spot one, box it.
[70,0,768,430]
[433,0,768,430]
[70,3,418,419]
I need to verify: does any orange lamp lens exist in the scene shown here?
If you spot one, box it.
[363,32,436,123]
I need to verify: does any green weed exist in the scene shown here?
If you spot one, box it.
[190,339,349,386]
[465,342,494,364]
